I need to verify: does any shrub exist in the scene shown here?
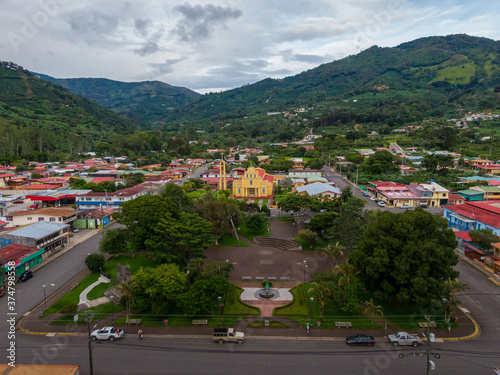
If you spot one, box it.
[85,254,105,273]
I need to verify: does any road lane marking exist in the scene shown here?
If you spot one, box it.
[488,277,500,287]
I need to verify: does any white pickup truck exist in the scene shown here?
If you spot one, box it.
[213,328,245,344]
[388,332,422,347]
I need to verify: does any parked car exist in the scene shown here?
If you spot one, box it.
[363,192,369,196]
[388,332,422,347]
[419,204,429,208]
[346,334,376,346]
[369,197,376,201]
[18,270,33,282]
[91,326,124,341]
[13,200,24,204]
[28,204,38,209]
[377,201,386,207]
[400,205,413,209]
[72,227,79,233]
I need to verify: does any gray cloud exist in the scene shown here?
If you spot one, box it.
[134,18,151,38]
[64,10,119,43]
[134,41,160,56]
[148,57,184,76]
[172,3,243,42]
[290,53,331,64]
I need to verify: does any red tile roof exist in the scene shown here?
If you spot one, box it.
[455,231,472,242]
[1,244,40,264]
[445,202,500,228]
[89,177,115,184]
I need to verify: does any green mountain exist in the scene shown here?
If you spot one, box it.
[0,61,136,160]
[36,75,202,124]
[166,34,500,127]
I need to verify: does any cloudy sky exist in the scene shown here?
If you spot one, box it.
[1,0,499,93]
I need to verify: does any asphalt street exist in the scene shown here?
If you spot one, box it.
[4,335,498,375]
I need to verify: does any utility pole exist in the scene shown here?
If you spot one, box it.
[425,315,431,375]
[85,313,96,375]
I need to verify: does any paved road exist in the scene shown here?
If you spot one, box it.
[4,335,498,375]
[455,260,500,341]
[0,225,117,337]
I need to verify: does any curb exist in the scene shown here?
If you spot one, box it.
[440,306,480,341]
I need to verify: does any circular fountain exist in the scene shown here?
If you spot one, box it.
[254,283,280,300]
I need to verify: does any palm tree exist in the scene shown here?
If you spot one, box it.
[321,241,346,271]
[442,278,468,323]
[334,262,358,300]
[308,283,331,318]
[117,280,137,319]
[364,298,383,324]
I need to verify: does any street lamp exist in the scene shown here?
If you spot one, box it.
[303,260,307,283]
[310,297,314,321]
[110,296,114,323]
[42,285,47,310]
[218,296,222,327]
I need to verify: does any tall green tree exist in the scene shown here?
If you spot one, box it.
[328,199,369,252]
[114,195,179,251]
[146,212,215,266]
[350,209,459,307]
[178,276,229,316]
[131,264,187,314]
[278,194,321,213]
[195,195,242,240]
[363,150,398,174]
[321,241,346,271]
[442,278,468,323]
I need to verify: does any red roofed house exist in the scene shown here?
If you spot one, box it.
[4,207,78,228]
[232,167,273,200]
[0,244,45,280]
[0,173,16,188]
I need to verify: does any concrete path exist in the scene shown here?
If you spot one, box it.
[78,275,111,305]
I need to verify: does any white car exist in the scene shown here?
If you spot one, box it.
[377,201,386,207]
[400,205,413,209]
[369,197,376,201]
[91,326,124,341]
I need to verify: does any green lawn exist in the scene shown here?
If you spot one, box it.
[278,216,294,221]
[274,284,310,316]
[224,284,260,315]
[44,254,158,317]
[217,233,249,247]
[247,321,288,328]
[262,199,268,206]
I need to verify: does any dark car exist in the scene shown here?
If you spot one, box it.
[18,270,33,282]
[419,204,429,208]
[346,334,376,346]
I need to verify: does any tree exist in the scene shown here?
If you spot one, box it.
[99,228,129,254]
[117,280,137,318]
[334,262,358,300]
[468,229,499,252]
[328,199,369,252]
[131,264,187,314]
[321,242,346,271]
[114,195,179,251]
[350,209,459,307]
[196,261,234,280]
[179,276,229,316]
[161,183,192,211]
[85,254,105,273]
[422,154,454,174]
[146,212,214,266]
[442,278,468,323]
[278,194,321,213]
[195,196,242,239]
[308,283,331,318]
[246,213,266,234]
[299,229,318,248]
[363,150,397,174]
[364,298,383,324]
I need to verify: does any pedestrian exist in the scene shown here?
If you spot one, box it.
[138,329,143,340]
[306,322,310,334]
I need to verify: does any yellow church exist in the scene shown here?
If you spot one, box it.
[232,167,274,199]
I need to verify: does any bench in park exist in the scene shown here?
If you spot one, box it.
[267,277,277,282]
[280,277,290,282]
[126,318,142,325]
[255,277,266,282]
[192,319,208,326]
[335,321,352,328]
[419,321,437,328]
[242,276,252,281]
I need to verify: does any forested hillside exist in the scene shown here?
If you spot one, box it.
[166,34,500,127]
[37,75,201,125]
[0,62,136,161]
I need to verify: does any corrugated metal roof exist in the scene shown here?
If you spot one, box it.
[6,221,69,239]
